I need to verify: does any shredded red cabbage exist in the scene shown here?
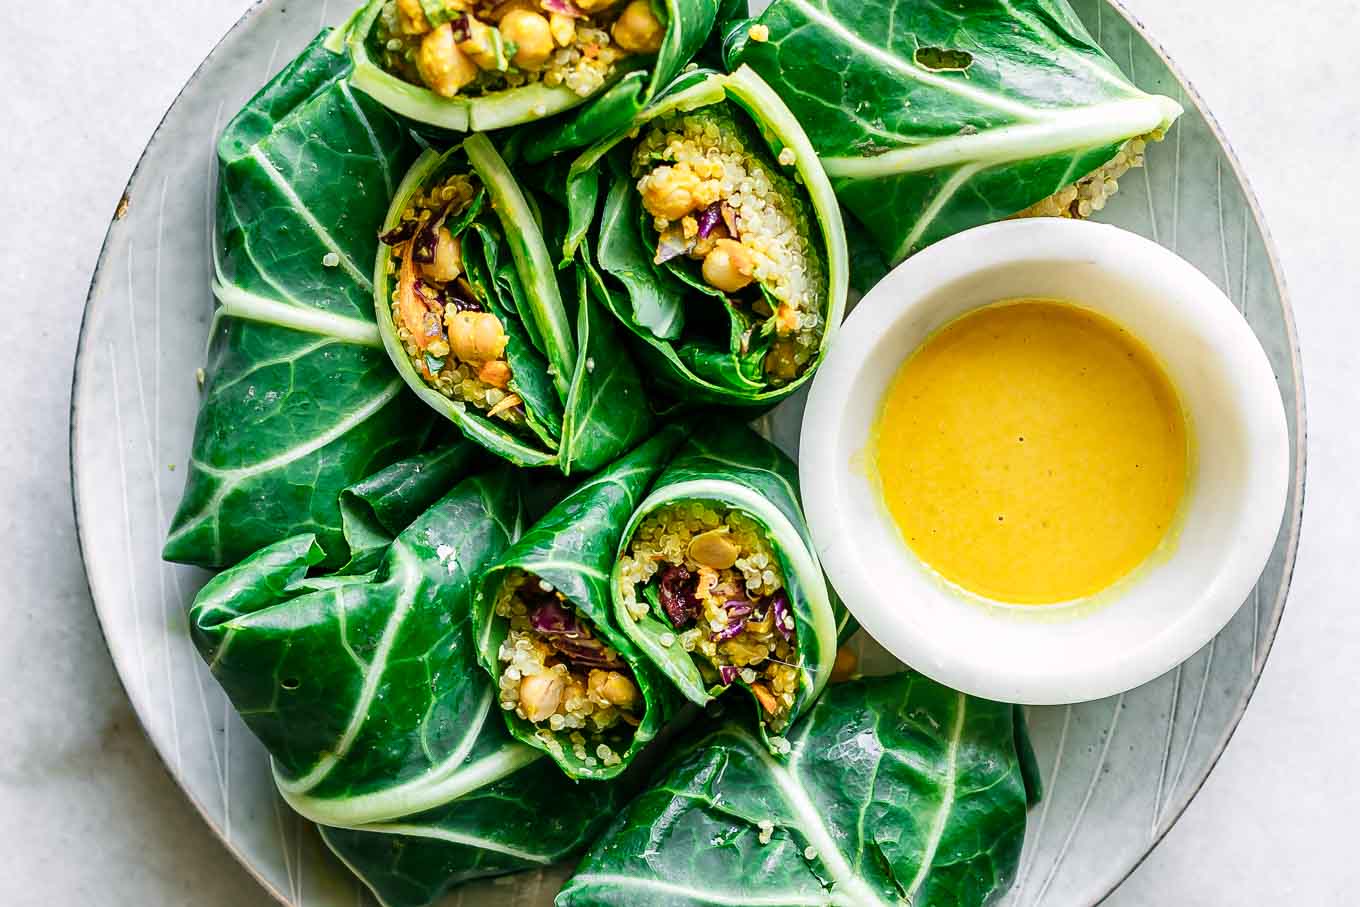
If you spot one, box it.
[379,221,417,246]
[529,597,626,670]
[450,13,471,42]
[769,591,795,642]
[696,202,724,239]
[658,566,700,627]
[444,277,484,312]
[710,618,748,643]
[411,205,452,264]
[723,599,753,619]
[718,665,740,686]
[551,636,626,670]
[529,598,579,637]
[542,0,584,16]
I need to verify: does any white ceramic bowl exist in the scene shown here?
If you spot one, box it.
[801,218,1289,704]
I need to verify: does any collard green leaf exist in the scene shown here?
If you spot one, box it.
[558,672,1035,907]
[321,759,625,907]
[344,0,719,134]
[376,138,651,474]
[596,173,687,342]
[560,266,655,473]
[189,469,539,826]
[164,32,426,570]
[729,0,1183,263]
[612,425,840,740]
[473,429,686,779]
[565,68,848,409]
[336,441,483,574]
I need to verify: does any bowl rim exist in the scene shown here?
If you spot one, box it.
[800,216,1290,705]
[67,0,1308,904]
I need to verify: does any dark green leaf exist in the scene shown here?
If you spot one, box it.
[612,425,842,741]
[561,267,655,474]
[342,0,720,134]
[730,0,1183,263]
[376,138,648,473]
[559,672,1036,907]
[473,430,686,779]
[164,32,426,569]
[189,470,530,816]
[564,68,848,408]
[321,761,624,907]
[336,441,484,573]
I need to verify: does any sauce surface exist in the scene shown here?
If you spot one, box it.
[873,300,1187,604]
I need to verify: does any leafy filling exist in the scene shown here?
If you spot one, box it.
[381,172,524,422]
[495,570,641,768]
[619,502,800,730]
[373,0,662,100]
[631,107,826,385]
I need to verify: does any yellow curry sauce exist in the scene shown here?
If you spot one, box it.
[873,300,1188,604]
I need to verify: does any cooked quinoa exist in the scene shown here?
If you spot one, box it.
[374,0,662,101]
[494,570,641,768]
[631,107,827,385]
[618,501,802,730]
[382,172,524,423]
[1013,133,1161,220]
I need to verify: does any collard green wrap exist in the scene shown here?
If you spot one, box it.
[558,672,1039,907]
[726,0,1183,264]
[338,0,721,134]
[564,67,848,408]
[612,426,843,740]
[189,468,534,825]
[376,136,652,473]
[473,429,686,780]
[190,462,627,905]
[321,761,624,907]
[164,32,426,569]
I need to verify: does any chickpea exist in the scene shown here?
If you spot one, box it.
[612,0,665,54]
[500,9,554,70]
[549,12,576,47]
[562,680,588,710]
[688,528,740,570]
[458,17,501,71]
[421,228,463,283]
[640,165,702,221]
[588,670,640,711]
[702,238,756,293]
[416,24,480,97]
[518,672,564,722]
[477,359,512,389]
[447,311,508,363]
[396,0,431,35]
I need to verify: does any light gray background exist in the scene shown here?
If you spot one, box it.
[2,1,1351,904]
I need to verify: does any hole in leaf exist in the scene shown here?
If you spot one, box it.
[281,677,300,691]
[914,47,973,72]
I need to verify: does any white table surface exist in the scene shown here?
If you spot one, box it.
[2,1,1353,904]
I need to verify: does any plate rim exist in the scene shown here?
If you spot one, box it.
[66,0,1308,904]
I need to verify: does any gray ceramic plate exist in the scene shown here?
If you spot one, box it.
[70,1,1305,905]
